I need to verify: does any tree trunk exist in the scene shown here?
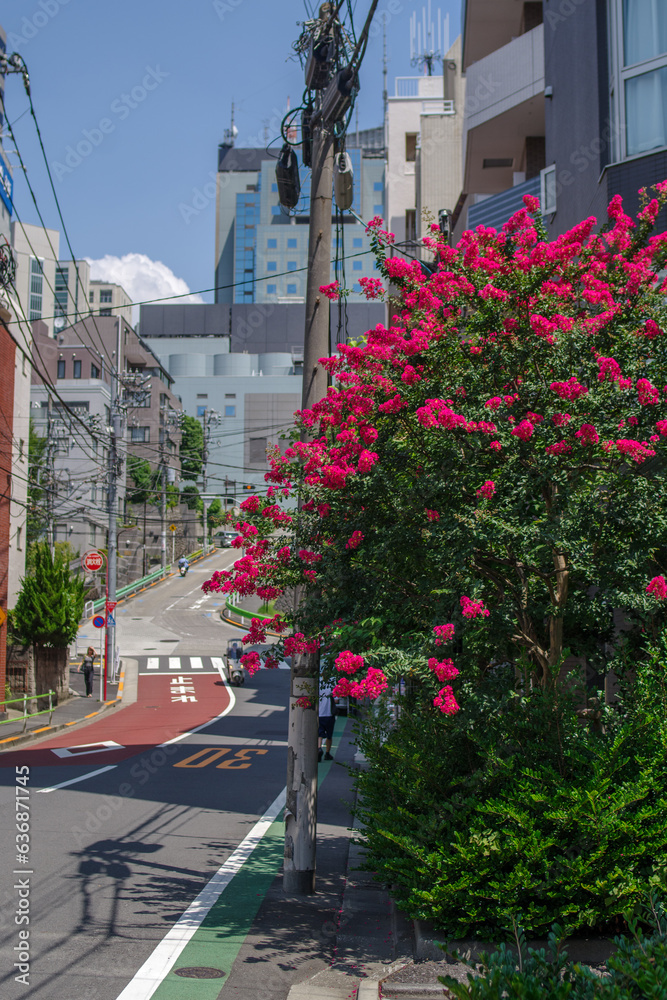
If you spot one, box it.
[34,646,69,706]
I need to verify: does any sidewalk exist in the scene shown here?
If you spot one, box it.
[218,720,459,1000]
[0,659,121,748]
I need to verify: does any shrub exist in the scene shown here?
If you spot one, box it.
[353,653,667,939]
[440,901,667,998]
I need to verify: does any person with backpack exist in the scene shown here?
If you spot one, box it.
[79,646,96,698]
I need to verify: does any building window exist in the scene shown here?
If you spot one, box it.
[287,238,297,248]
[267,261,277,271]
[267,238,277,248]
[271,183,278,192]
[271,205,281,216]
[225,405,236,417]
[373,204,384,214]
[91,363,100,379]
[611,0,667,158]
[57,359,65,379]
[197,405,207,417]
[267,283,277,294]
[373,181,383,191]
[89,291,94,302]
[225,393,236,398]
[130,426,149,442]
[29,258,43,320]
[196,393,208,399]
[100,289,112,303]
[353,237,363,248]
[405,209,417,241]
[287,284,297,294]
[99,308,112,316]
[541,165,557,214]
[73,360,82,378]
[249,437,267,463]
[287,261,297,271]
[353,260,363,270]
[405,133,418,162]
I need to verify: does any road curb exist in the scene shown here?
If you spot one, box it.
[0,696,121,750]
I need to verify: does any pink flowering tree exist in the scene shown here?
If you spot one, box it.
[204,185,667,707]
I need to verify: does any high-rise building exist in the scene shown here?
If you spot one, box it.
[215,131,385,307]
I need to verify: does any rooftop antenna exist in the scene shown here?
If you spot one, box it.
[410,2,448,76]
[223,101,238,146]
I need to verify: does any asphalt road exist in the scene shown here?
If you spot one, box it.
[0,551,296,1000]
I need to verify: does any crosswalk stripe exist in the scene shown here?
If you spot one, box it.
[168,657,181,670]
[189,657,203,670]
[210,656,225,677]
[146,657,159,670]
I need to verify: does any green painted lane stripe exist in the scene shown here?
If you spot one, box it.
[149,717,347,999]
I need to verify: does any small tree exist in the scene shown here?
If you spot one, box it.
[180,415,204,481]
[14,542,86,648]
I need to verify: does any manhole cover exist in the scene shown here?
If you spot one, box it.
[173,967,225,979]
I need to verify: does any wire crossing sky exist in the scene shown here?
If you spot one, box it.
[0,0,460,305]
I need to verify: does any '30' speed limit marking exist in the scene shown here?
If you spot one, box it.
[174,748,269,770]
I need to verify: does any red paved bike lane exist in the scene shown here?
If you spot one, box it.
[0,673,232,770]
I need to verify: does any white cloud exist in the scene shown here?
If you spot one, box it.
[86,253,204,322]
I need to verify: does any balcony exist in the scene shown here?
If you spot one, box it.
[466,175,541,231]
[463,23,544,195]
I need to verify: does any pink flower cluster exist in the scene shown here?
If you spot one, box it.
[476,480,496,499]
[433,623,455,645]
[240,651,261,676]
[333,667,389,700]
[575,423,599,446]
[511,419,534,442]
[647,576,667,600]
[335,650,365,674]
[319,281,340,300]
[550,377,588,400]
[433,686,460,715]
[428,657,459,682]
[460,596,490,619]
[345,531,364,550]
[425,509,440,521]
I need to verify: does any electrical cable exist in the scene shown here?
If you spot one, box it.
[1,95,116,375]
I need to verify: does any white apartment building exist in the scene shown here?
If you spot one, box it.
[89,280,133,326]
[386,38,464,246]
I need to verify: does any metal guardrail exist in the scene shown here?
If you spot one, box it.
[1,691,55,731]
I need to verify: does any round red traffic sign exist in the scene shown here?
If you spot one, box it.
[92,615,106,628]
[82,550,105,573]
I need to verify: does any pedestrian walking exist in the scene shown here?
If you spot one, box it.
[79,646,96,698]
[318,679,335,763]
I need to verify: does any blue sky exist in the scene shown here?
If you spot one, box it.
[1,0,460,304]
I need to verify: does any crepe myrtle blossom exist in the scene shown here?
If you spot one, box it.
[476,480,496,499]
[319,281,340,300]
[335,650,365,674]
[433,685,460,715]
[346,531,364,550]
[428,657,459,682]
[433,624,455,645]
[240,651,261,676]
[647,576,667,600]
[460,596,490,619]
[425,509,440,521]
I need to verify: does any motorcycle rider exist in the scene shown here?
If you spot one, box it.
[178,555,189,575]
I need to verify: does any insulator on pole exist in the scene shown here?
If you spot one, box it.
[333,151,354,211]
[276,144,301,209]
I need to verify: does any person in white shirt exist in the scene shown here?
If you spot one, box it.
[318,679,335,763]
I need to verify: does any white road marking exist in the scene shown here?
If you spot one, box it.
[37,765,118,794]
[168,657,181,670]
[210,656,225,677]
[51,740,123,759]
[146,657,159,670]
[38,676,237,790]
[189,657,203,670]
[113,786,285,1000]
